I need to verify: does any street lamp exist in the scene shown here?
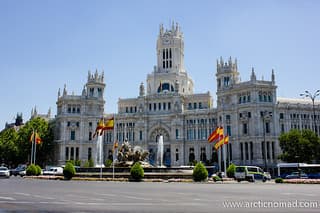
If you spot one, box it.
[261,111,272,172]
[300,90,320,134]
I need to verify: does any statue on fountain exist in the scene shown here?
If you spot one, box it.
[115,140,151,167]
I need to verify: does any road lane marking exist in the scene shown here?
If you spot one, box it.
[0,196,15,201]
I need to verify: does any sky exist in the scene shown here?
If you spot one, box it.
[1,0,320,127]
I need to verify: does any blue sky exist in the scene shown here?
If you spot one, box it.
[1,0,320,127]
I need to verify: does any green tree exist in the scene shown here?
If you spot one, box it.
[0,128,19,167]
[279,129,320,163]
[16,117,55,167]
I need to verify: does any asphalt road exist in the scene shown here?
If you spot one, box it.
[0,177,320,213]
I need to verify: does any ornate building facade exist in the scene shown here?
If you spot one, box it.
[54,23,320,172]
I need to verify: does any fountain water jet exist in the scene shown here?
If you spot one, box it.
[95,135,105,167]
[157,135,164,167]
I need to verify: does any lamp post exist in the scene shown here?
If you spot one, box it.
[261,111,272,171]
[300,90,320,134]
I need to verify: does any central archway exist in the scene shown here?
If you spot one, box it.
[148,127,171,166]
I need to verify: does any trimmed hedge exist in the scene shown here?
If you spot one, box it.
[130,162,144,181]
[193,162,208,182]
[275,177,284,183]
[26,164,41,176]
[226,163,236,178]
[63,162,76,180]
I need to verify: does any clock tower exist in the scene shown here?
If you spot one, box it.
[147,22,193,95]
[156,22,185,74]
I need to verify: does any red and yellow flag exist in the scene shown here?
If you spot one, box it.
[93,119,104,138]
[208,127,223,143]
[30,131,42,144]
[35,132,42,144]
[103,117,114,130]
[113,140,119,153]
[214,135,229,150]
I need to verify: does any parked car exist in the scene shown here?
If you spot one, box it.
[0,166,10,178]
[10,164,27,176]
[285,171,308,179]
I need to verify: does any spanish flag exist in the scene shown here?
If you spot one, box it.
[29,131,35,142]
[208,127,223,143]
[113,140,118,153]
[103,117,114,130]
[35,132,42,144]
[214,135,229,150]
[93,119,104,138]
[30,131,42,144]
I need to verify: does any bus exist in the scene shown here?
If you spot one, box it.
[277,163,320,179]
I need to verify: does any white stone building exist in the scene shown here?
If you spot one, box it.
[54,23,320,173]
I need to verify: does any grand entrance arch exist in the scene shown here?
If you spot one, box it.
[149,127,171,167]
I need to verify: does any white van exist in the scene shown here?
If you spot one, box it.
[235,166,269,182]
[43,167,63,175]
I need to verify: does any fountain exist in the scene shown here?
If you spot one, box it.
[115,140,150,167]
[157,135,164,167]
[95,135,105,167]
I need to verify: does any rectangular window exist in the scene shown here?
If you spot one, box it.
[199,102,202,109]
[194,103,197,109]
[89,132,92,141]
[272,142,275,159]
[176,129,179,139]
[250,142,253,160]
[168,102,171,110]
[245,143,249,160]
[139,131,143,141]
[243,123,248,135]
[163,103,166,110]
[149,104,152,111]
[280,113,284,119]
[70,147,74,160]
[65,147,69,160]
[158,103,161,110]
[261,142,265,159]
[154,103,156,111]
[240,143,244,160]
[88,148,92,160]
[266,122,270,133]
[71,131,75,140]
[227,125,231,136]
[76,147,79,160]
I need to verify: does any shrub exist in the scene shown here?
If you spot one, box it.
[63,162,76,180]
[105,159,113,167]
[130,162,144,181]
[275,177,284,183]
[226,163,236,178]
[212,175,222,182]
[35,165,42,176]
[26,164,38,176]
[193,162,208,182]
[83,159,94,168]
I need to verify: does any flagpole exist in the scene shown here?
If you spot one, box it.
[113,114,116,180]
[30,129,34,165]
[223,141,227,176]
[218,128,222,173]
[100,117,104,179]
[34,131,37,165]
